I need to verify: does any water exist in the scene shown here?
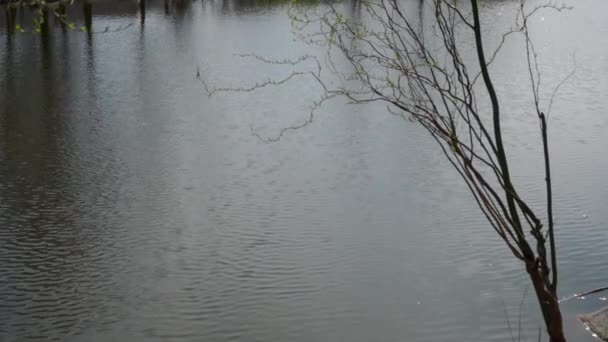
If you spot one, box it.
[1,0,607,341]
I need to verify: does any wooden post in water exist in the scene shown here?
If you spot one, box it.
[5,5,11,36]
[57,2,67,30]
[139,0,146,25]
[83,0,92,32]
[40,5,51,71]
[164,0,170,14]
[40,6,49,36]
[5,3,16,36]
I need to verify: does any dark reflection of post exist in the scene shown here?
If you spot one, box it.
[164,0,170,15]
[417,0,424,38]
[83,0,93,33]
[4,4,16,36]
[82,0,94,49]
[173,0,192,28]
[41,11,55,130]
[84,2,97,115]
[139,0,146,26]
[1,5,16,133]
[174,0,190,16]
[136,2,146,129]
[40,6,51,72]
[4,17,13,61]
[60,15,70,84]
[4,6,8,34]
[5,4,17,39]
[138,0,146,60]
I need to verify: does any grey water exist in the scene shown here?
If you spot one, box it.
[1,0,607,341]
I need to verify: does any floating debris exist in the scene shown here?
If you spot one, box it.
[580,306,608,341]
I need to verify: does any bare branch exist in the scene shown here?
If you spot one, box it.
[251,94,337,142]
[559,286,608,303]
[547,53,576,119]
[199,2,574,337]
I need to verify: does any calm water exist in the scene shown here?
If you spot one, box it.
[1,0,607,341]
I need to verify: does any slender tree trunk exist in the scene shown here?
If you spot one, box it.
[469,0,566,339]
[540,113,558,292]
[527,262,566,342]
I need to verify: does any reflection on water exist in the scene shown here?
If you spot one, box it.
[1,0,608,341]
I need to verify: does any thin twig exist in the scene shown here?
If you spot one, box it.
[559,286,608,303]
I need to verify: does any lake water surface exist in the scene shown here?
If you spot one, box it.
[1,0,607,341]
